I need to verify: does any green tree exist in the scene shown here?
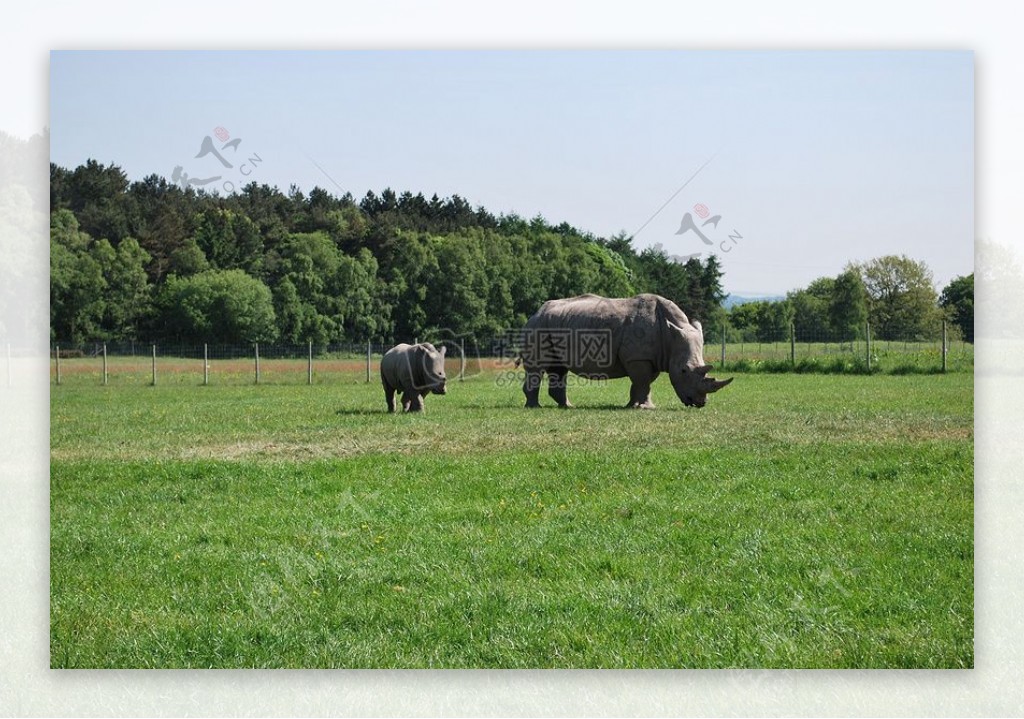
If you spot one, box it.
[581,242,636,298]
[425,233,491,338]
[788,277,833,341]
[746,300,794,342]
[727,301,761,342]
[50,210,106,343]
[374,231,438,341]
[633,248,724,323]
[335,248,382,340]
[92,237,152,340]
[939,273,973,343]
[502,232,549,326]
[155,270,278,343]
[167,237,210,277]
[850,255,941,340]
[271,231,344,344]
[269,231,382,343]
[273,277,306,344]
[327,205,370,254]
[62,159,137,244]
[636,246,689,307]
[692,254,727,325]
[829,269,868,340]
[788,289,827,341]
[193,208,265,277]
[480,232,518,333]
[129,174,197,282]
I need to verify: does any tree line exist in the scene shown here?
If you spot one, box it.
[727,257,973,344]
[49,159,973,347]
[50,160,726,345]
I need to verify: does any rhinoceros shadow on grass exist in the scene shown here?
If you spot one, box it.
[334,408,384,416]
[517,293,733,409]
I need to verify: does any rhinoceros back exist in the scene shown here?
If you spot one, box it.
[381,343,417,390]
[521,294,691,377]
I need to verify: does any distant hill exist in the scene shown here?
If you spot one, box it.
[722,294,785,309]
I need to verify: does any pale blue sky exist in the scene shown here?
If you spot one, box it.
[50,50,973,295]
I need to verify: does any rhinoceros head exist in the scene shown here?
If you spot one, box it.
[418,343,448,395]
[666,320,733,408]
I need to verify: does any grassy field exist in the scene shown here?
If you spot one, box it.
[50,369,973,668]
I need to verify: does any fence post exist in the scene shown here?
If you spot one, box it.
[102,343,108,386]
[720,321,726,369]
[255,342,260,385]
[789,322,796,366]
[204,343,209,386]
[865,321,871,371]
[56,345,61,386]
[308,340,313,385]
[366,340,372,383]
[942,320,948,373]
[460,338,466,381]
[151,344,157,386]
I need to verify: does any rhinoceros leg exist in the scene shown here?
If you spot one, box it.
[523,368,543,408]
[383,380,397,413]
[402,390,423,412]
[625,361,657,409]
[547,367,574,408]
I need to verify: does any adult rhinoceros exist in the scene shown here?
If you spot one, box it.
[517,293,732,409]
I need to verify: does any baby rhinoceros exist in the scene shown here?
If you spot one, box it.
[380,342,448,413]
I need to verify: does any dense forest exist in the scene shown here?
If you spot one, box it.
[47,159,973,347]
[49,160,729,345]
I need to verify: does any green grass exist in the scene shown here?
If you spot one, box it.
[50,371,973,668]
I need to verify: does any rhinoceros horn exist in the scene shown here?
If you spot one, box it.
[702,376,734,392]
[695,364,713,376]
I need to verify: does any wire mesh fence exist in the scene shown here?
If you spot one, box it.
[48,340,503,387]
[49,322,972,387]
[702,319,972,374]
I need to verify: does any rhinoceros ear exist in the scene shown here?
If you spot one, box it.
[439,344,447,357]
[692,320,703,336]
